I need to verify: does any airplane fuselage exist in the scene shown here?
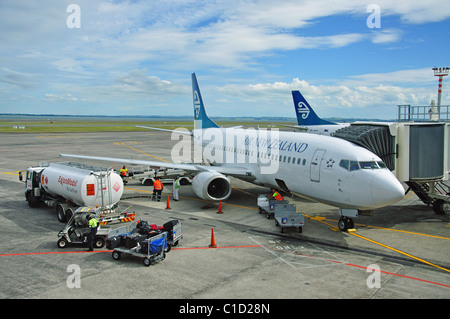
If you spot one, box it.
[195,128,404,210]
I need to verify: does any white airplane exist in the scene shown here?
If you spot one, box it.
[60,73,405,231]
[287,90,349,135]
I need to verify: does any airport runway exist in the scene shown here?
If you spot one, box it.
[0,131,449,302]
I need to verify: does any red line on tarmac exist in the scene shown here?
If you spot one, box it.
[0,245,261,257]
[2,245,448,289]
[172,245,261,250]
[0,250,113,257]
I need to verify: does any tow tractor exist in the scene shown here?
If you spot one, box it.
[57,206,135,249]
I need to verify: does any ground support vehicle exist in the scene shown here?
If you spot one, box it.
[273,203,304,233]
[19,162,123,222]
[257,194,289,219]
[121,166,192,186]
[111,232,168,267]
[57,206,135,249]
[106,219,182,250]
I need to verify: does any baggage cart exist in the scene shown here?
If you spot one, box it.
[273,203,304,233]
[111,232,168,267]
[257,194,289,219]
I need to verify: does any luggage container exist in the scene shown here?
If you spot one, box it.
[273,203,304,233]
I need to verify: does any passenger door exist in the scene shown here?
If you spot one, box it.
[310,149,326,182]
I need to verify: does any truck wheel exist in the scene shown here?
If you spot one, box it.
[57,238,68,249]
[56,204,66,223]
[94,237,105,249]
[26,191,40,208]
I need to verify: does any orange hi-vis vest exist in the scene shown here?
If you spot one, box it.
[273,191,283,201]
[153,180,163,190]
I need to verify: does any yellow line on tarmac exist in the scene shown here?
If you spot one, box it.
[305,214,450,273]
[358,223,450,241]
[304,214,339,231]
[124,145,169,163]
[123,187,257,210]
[0,172,19,176]
[349,232,450,273]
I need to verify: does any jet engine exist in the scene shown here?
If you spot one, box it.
[191,171,232,201]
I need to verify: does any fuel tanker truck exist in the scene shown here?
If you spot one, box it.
[19,162,124,222]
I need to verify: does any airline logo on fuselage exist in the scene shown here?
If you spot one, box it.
[297,102,310,119]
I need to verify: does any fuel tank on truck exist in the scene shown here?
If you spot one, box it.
[40,163,123,208]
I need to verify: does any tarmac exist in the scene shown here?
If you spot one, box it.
[0,131,449,302]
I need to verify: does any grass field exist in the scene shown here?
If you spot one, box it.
[0,120,284,133]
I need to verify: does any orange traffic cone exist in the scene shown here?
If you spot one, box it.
[216,200,223,214]
[165,195,171,210]
[209,228,217,248]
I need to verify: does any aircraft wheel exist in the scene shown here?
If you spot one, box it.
[338,217,350,231]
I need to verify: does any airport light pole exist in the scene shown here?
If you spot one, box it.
[432,67,449,119]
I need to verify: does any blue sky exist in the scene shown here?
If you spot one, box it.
[0,0,449,120]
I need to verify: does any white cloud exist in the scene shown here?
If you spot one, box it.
[217,68,441,113]
[45,93,78,102]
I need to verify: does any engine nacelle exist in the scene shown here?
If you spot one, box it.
[191,171,232,201]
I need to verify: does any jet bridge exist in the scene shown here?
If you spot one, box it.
[332,105,450,215]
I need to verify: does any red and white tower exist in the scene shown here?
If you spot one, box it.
[432,67,449,118]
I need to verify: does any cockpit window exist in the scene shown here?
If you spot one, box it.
[359,161,379,169]
[349,161,359,171]
[377,161,387,169]
[340,159,388,171]
[339,160,349,170]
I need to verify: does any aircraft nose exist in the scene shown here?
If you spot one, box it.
[371,172,405,207]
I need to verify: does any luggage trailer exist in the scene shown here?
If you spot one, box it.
[111,232,168,267]
[257,194,304,233]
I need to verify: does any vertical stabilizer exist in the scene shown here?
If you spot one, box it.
[192,73,219,129]
[292,91,336,126]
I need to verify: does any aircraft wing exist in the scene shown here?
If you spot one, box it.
[59,153,253,178]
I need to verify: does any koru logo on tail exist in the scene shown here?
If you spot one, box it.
[193,90,201,119]
[297,102,310,119]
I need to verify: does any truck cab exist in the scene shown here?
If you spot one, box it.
[19,166,45,208]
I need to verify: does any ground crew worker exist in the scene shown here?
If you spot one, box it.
[173,177,181,201]
[120,165,128,184]
[152,177,163,201]
[86,215,98,251]
[271,188,284,201]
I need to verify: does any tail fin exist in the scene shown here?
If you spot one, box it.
[192,73,219,129]
[292,91,336,126]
